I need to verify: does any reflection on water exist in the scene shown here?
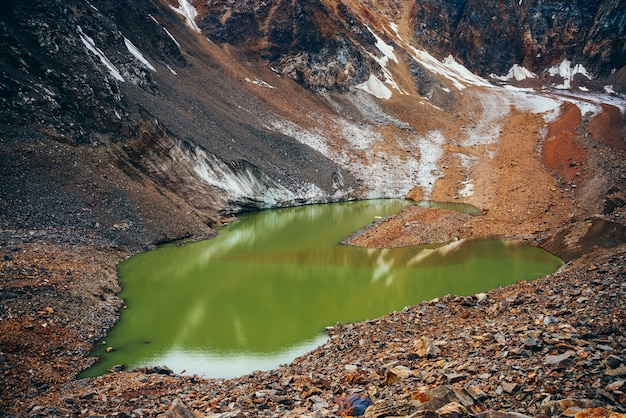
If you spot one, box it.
[146,334,329,378]
[82,200,561,378]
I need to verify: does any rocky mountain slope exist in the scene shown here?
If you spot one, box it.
[410,0,626,82]
[0,0,625,415]
[199,0,626,91]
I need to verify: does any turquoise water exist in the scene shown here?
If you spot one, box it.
[82,200,561,378]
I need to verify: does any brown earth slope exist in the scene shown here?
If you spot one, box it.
[347,100,625,259]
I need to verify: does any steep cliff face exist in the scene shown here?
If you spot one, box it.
[410,0,625,89]
[0,0,184,145]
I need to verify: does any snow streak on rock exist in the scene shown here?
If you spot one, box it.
[77,26,125,82]
[124,37,156,72]
[149,14,182,48]
[369,28,398,66]
[245,77,275,89]
[408,47,493,90]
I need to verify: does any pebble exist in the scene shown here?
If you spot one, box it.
[107,364,125,373]
[475,411,533,418]
[501,382,517,394]
[605,366,626,376]
[523,337,541,349]
[597,345,615,351]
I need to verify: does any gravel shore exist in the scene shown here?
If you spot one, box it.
[12,243,626,417]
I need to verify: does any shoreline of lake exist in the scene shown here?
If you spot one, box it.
[9,237,624,417]
[80,200,561,379]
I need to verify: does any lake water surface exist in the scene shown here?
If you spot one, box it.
[83,200,561,378]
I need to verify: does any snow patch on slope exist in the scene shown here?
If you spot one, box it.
[359,26,405,99]
[505,87,562,122]
[506,87,614,123]
[340,121,383,150]
[458,180,474,197]
[571,100,602,118]
[269,115,444,199]
[548,59,592,89]
[561,90,626,114]
[268,120,329,156]
[491,64,535,82]
[356,74,392,99]
[369,28,398,66]
[333,125,444,199]
[462,91,509,147]
[408,47,492,90]
[171,0,201,33]
[332,131,443,198]
[416,131,445,197]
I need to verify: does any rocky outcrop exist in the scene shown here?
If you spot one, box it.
[197,0,380,90]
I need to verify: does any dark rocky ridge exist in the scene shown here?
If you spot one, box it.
[409,0,626,89]
[197,0,379,90]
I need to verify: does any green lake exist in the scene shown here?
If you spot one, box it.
[82,199,562,379]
